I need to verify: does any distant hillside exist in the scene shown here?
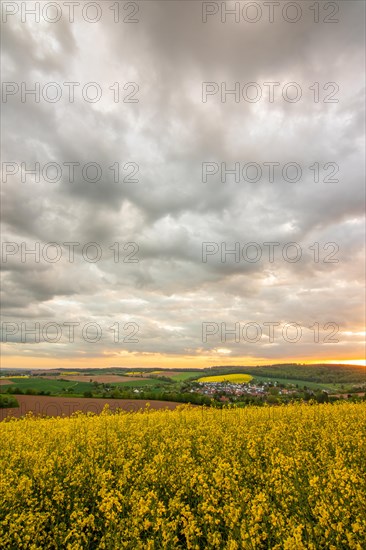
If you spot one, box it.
[206,364,366,385]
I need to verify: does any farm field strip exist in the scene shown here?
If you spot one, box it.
[52,375,148,383]
[198,374,253,383]
[0,395,183,420]
[110,379,170,387]
[1,378,93,394]
[143,371,200,380]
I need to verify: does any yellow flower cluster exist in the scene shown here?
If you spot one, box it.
[197,374,252,383]
[0,402,365,549]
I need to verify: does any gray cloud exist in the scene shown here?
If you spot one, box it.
[1,0,365,366]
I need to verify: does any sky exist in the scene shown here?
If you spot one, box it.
[1,0,365,370]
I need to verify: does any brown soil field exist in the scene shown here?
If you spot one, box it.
[0,379,13,385]
[0,395,185,420]
[42,375,145,383]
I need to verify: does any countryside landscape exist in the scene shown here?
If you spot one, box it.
[1,0,365,548]
[1,363,366,418]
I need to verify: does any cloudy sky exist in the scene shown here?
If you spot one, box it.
[1,0,365,369]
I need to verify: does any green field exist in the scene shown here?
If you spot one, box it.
[251,375,345,391]
[0,376,171,394]
[110,379,170,388]
[169,371,201,381]
[1,377,94,395]
[0,375,176,396]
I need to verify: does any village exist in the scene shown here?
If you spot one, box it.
[193,380,298,399]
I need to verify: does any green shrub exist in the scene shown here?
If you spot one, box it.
[0,394,19,408]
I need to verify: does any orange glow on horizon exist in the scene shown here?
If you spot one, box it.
[307,359,365,367]
[1,354,365,370]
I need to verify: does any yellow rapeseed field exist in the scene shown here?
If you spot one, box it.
[198,374,252,383]
[0,402,365,549]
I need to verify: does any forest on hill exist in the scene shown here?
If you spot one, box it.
[208,364,366,385]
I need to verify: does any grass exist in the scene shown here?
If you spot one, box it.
[2,377,94,395]
[0,376,171,397]
[110,379,170,388]
[169,371,202,381]
[251,375,344,391]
